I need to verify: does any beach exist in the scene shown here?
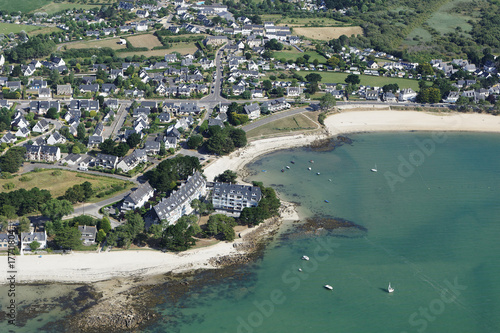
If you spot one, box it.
[5,109,500,285]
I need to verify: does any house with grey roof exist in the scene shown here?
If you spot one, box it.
[57,84,73,96]
[78,225,97,245]
[0,232,18,251]
[20,231,47,251]
[152,171,207,225]
[144,141,161,155]
[211,182,262,215]
[95,153,119,169]
[47,131,66,145]
[122,182,154,211]
[0,132,16,144]
[32,119,49,133]
[15,126,30,138]
[116,149,147,172]
[24,145,61,162]
[243,103,260,119]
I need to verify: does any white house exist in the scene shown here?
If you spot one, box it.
[20,231,47,251]
[243,103,261,119]
[121,182,154,211]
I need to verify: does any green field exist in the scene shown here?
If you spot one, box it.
[0,0,51,13]
[0,169,134,201]
[273,50,327,64]
[266,71,422,91]
[405,27,433,46]
[246,113,320,139]
[34,2,103,15]
[0,23,44,34]
[261,15,344,27]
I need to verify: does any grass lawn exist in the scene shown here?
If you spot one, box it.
[0,0,51,13]
[1,169,133,200]
[261,15,344,27]
[65,38,127,50]
[273,50,327,64]
[33,2,103,15]
[127,34,162,48]
[0,23,44,34]
[267,71,422,90]
[28,26,62,36]
[425,0,475,35]
[247,113,319,139]
[119,42,199,57]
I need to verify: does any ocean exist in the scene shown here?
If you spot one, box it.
[2,132,500,333]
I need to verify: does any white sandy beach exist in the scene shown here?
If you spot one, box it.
[5,109,500,284]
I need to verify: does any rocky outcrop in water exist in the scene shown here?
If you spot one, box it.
[308,135,353,152]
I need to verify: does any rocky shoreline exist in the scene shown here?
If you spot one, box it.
[61,212,290,332]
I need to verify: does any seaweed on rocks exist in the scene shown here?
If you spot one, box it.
[282,216,367,240]
[308,135,353,152]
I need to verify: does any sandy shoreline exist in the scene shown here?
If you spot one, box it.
[5,110,500,285]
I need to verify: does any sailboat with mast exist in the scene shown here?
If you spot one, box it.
[371,164,378,172]
[388,282,394,293]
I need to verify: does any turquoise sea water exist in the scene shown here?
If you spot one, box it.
[145,132,500,333]
[2,132,500,333]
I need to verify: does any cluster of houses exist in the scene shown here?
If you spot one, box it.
[0,225,98,252]
[134,170,263,227]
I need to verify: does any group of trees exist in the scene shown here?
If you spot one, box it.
[0,146,26,173]
[106,212,145,248]
[160,215,199,251]
[206,214,237,241]
[145,155,201,192]
[0,187,52,218]
[5,35,56,62]
[98,138,133,157]
[205,126,247,156]
[62,181,94,204]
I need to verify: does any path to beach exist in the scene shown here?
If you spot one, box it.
[7,110,500,284]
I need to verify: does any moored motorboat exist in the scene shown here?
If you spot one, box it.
[286,166,290,169]
[301,255,310,261]
[324,200,329,203]
[324,285,333,290]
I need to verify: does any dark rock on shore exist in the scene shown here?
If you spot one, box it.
[308,135,353,152]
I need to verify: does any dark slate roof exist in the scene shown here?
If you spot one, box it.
[124,182,154,206]
[213,182,262,201]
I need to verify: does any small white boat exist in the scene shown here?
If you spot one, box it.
[388,282,394,293]
[371,164,378,172]
[301,255,310,261]
[328,179,332,182]
[286,166,290,169]
[308,167,312,170]
[316,172,321,175]
[298,268,302,272]
[324,285,333,290]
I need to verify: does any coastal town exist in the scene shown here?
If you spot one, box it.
[0,0,500,331]
[1,0,500,258]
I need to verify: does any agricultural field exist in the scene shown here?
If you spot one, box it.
[247,113,319,139]
[33,2,103,15]
[0,169,133,201]
[119,42,199,58]
[293,26,363,40]
[0,23,44,34]
[65,38,127,50]
[273,50,327,64]
[127,34,162,48]
[266,71,422,91]
[0,0,51,13]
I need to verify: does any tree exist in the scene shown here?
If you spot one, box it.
[327,56,340,68]
[99,138,116,154]
[206,214,236,241]
[0,147,26,173]
[239,206,266,226]
[214,170,237,183]
[319,93,337,111]
[99,217,112,233]
[46,107,59,119]
[96,229,106,243]
[161,216,196,251]
[382,83,399,93]
[345,74,360,85]
[29,240,41,251]
[241,90,251,99]
[40,199,74,221]
[124,211,145,241]
[187,134,204,149]
[18,216,31,233]
[77,123,86,141]
[2,205,16,220]
[126,132,141,149]
[72,145,81,154]
[55,225,82,249]
[262,79,273,91]
[417,63,434,76]
[114,143,129,157]
[228,128,247,147]
[305,73,322,84]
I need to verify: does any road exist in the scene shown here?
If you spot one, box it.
[104,101,130,139]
